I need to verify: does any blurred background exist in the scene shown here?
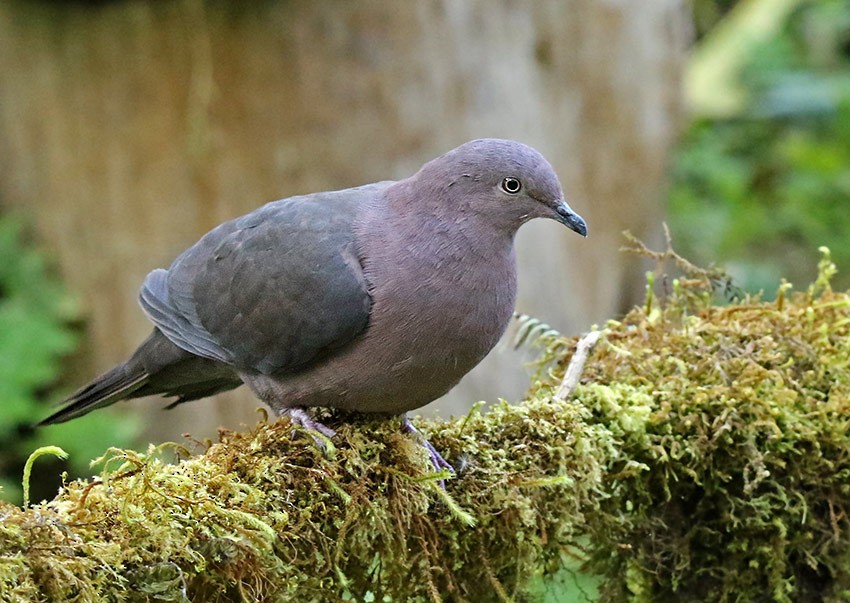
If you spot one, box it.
[0,0,847,504]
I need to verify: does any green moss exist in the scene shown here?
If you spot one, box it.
[0,398,604,602]
[532,246,850,602]
[4,247,850,602]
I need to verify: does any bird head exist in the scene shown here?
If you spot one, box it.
[417,138,587,237]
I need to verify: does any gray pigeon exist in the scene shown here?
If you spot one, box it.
[39,139,587,468]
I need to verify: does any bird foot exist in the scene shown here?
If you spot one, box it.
[284,407,336,448]
[402,416,454,487]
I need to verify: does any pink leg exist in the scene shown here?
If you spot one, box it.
[402,416,454,487]
[285,407,336,439]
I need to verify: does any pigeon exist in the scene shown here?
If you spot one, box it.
[39,138,587,472]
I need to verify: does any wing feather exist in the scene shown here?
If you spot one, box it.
[139,269,232,363]
[138,184,385,375]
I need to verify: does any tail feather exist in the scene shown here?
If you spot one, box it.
[37,364,149,426]
[37,329,242,426]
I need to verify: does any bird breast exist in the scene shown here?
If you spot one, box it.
[343,205,519,411]
[270,197,520,415]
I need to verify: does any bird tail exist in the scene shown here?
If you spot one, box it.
[37,362,149,426]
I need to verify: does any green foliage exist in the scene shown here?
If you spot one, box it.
[692,0,741,40]
[0,219,76,420]
[670,0,850,294]
[0,217,138,503]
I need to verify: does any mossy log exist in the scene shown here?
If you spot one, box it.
[2,398,601,603]
[3,250,850,602]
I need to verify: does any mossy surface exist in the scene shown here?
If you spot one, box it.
[0,398,604,603]
[533,247,850,602]
[3,249,850,602]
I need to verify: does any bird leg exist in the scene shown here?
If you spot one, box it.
[402,416,454,482]
[284,407,336,443]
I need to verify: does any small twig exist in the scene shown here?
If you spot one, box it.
[555,331,602,401]
[75,467,141,512]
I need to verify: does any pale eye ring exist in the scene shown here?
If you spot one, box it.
[501,177,522,194]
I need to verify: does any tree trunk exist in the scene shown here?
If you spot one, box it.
[0,0,689,442]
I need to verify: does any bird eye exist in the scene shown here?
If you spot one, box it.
[500,177,522,194]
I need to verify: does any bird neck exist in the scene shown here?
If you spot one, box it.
[355,181,519,280]
[382,178,522,247]
[355,180,519,353]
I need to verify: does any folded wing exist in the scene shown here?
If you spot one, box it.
[140,187,379,375]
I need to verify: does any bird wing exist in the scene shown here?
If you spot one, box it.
[139,185,385,375]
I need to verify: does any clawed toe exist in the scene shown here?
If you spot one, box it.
[284,407,336,448]
[402,416,455,486]
[281,410,454,487]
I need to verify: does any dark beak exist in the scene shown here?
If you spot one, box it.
[553,199,588,237]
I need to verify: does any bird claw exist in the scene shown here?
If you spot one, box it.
[403,416,454,487]
[285,407,336,450]
[283,411,453,487]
